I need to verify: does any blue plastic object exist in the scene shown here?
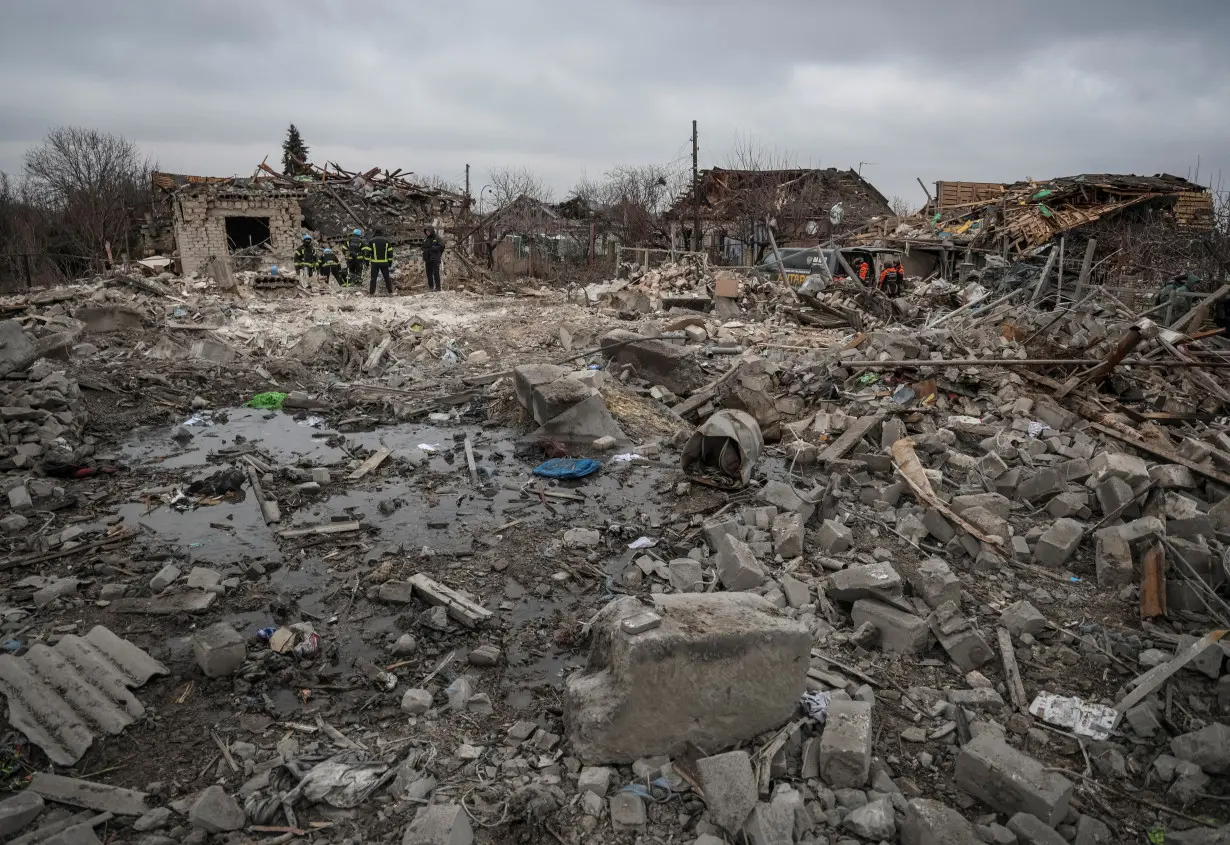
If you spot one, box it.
[532,457,601,479]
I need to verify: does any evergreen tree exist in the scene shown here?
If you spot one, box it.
[281,124,309,176]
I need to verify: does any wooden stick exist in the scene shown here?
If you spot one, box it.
[463,436,478,485]
[997,627,1028,715]
[348,447,391,481]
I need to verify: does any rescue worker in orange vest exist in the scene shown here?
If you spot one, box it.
[878,260,905,296]
[854,257,871,286]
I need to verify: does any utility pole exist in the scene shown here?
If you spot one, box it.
[464,164,471,205]
[691,120,700,252]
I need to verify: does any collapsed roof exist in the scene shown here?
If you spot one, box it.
[668,167,894,227]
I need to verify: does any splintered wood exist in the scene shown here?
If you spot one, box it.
[890,438,1004,547]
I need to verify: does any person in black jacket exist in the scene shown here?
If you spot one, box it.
[317,248,345,285]
[344,229,367,285]
[422,228,446,292]
[294,235,316,278]
[367,230,394,295]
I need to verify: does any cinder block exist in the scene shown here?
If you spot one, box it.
[818,699,872,788]
[954,734,1073,826]
[852,599,934,654]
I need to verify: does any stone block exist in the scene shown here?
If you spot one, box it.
[695,751,758,834]
[979,451,1009,480]
[1095,476,1136,517]
[828,562,902,603]
[7,486,31,512]
[578,766,612,796]
[610,792,646,828]
[852,599,934,655]
[744,799,796,845]
[901,797,975,845]
[924,508,955,543]
[1094,530,1134,588]
[954,734,1073,826]
[668,559,704,593]
[817,519,852,553]
[531,377,594,425]
[1008,813,1067,845]
[818,699,872,788]
[193,622,246,678]
[843,797,896,840]
[703,517,739,549]
[402,804,473,845]
[1171,722,1230,774]
[189,785,246,833]
[759,481,815,520]
[1017,468,1062,502]
[402,688,433,714]
[1151,464,1196,489]
[909,557,961,609]
[1112,516,1165,543]
[1001,600,1046,637]
[1090,451,1150,487]
[929,602,992,672]
[961,506,1011,541]
[1046,491,1088,519]
[601,329,707,395]
[1035,519,1083,567]
[565,594,810,763]
[952,493,1011,520]
[512,363,567,411]
[717,534,766,591]
[771,511,804,558]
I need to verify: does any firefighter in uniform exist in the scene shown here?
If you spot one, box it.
[294,235,316,278]
[367,230,394,295]
[344,229,367,286]
[422,228,446,292]
[317,247,344,285]
[878,260,905,296]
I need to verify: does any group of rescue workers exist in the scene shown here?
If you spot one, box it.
[843,256,906,297]
[293,227,447,295]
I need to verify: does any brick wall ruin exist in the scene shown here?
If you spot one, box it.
[173,193,303,276]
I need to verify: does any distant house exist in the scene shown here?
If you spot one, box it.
[666,167,894,265]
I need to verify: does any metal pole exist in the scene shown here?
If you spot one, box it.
[691,120,700,252]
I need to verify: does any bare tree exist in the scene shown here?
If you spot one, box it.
[478,167,559,272]
[24,127,153,259]
[889,195,913,217]
[567,164,686,248]
[487,166,554,209]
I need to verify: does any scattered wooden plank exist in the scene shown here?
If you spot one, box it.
[463,436,478,485]
[408,573,493,627]
[1141,539,1167,620]
[818,413,886,464]
[29,773,149,816]
[1114,630,1227,719]
[244,463,281,525]
[111,592,217,615]
[363,335,392,372]
[997,627,1028,715]
[892,438,1004,547]
[348,448,391,481]
[277,521,362,540]
[0,528,138,572]
[1172,282,1230,332]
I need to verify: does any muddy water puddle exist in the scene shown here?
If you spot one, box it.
[115,408,670,701]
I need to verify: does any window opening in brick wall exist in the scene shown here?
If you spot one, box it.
[224,216,271,252]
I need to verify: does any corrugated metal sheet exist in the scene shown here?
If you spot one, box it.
[935,181,1006,209]
[0,626,168,765]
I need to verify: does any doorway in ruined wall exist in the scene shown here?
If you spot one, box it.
[224,216,271,252]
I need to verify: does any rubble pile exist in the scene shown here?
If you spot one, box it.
[0,251,1227,845]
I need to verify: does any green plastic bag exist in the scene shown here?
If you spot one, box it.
[244,392,288,410]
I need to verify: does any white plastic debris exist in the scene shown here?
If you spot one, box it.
[1028,692,1116,740]
[627,536,657,550]
[612,453,644,463]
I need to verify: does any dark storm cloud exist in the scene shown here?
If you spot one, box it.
[1,0,1227,203]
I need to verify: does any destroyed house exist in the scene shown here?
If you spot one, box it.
[667,167,893,265]
[472,194,611,274]
[154,163,470,276]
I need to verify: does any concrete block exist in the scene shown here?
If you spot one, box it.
[610,792,646,828]
[1090,451,1150,487]
[1046,491,1088,518]
[949,686,1005,712]
[1210,494,1230,532]
[852,599,934,654]
[828,562,903,603]
[1151,464,1196,489]
[961,506,1011,541]
[1094,530,1134,588]
[843,797,896,840]
[817,519,852,553]
[189,785,246,833]
[758,480,815,520]
[668,559,704,593]
[979,451,1010,480]
[578,766,612,796]
[1112,516,1166,543]
[565,594,810,763]
[1056,457,1093,482]
[952,493,1011,520]
[703,517,739,549]
[1171,722,1230,774]
[1095,476,1136,517]
[601,329,707,395]
[818,699,872,788]
[7,486,31,512]
[531,377,593,425]
[717,534,766,591]
[402,688,433,714]
[924,508,955,543]
[954,734,1073,826]
[771,511,804,558]
[780,574,810,608]
[1008,813,1067,845]
[929,602,992,672]
[908,557,962,609]
[193,622,246,678]
[695,751,758,834]
[1001,600,1046,637]
[402,804,473,845]
[512,363,567,412]
[901,797,975,845]
[1017,468,1062,502]
[1035,519,1083,567]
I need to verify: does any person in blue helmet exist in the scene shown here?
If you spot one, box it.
[294,234,316,278]
[317,247,345,285]
[344,228,367,285]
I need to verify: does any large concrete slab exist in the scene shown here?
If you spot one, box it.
[565,593,810,763]
[954,734,1073,826]
[600,329,707,395]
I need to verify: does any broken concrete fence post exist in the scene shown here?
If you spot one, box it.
[954,733,1073,826]
[402,803,473,845]
[564,593,810,763]
[192,622,247,678]
[818,699,872,788]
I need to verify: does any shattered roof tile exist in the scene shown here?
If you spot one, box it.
[0,625,168,765]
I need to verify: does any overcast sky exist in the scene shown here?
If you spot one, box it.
[2,0,1228,210]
